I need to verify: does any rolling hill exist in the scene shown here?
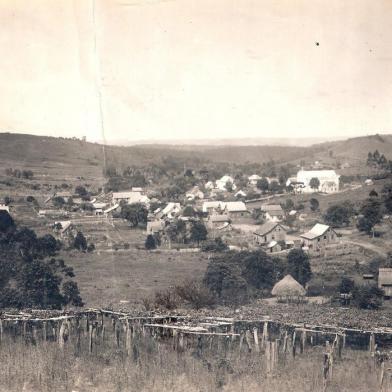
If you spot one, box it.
[0,132,391,176]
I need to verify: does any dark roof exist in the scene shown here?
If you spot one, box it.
[254,222,285,237]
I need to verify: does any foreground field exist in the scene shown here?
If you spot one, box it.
[0,330,382,392]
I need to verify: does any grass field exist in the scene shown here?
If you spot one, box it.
[64,246,210,308]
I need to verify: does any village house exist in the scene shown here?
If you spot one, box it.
[202,201,226,214]
[205,181,215,190]
[53,191,73,202]
[234,190,247,198]
[215,175,237,191]
[92,202,107,215]
[112,191,150,206]
[157,202,181,220]
[0,204,10,213]
[223,201,249,220]
[296,170,340,193]
[378,268,392,298]
[104,203,120,216]
[248,174,261,186]
[185,186,204,201]
[260,204,285,222]
[53,220,74,237]
[300,223,338,249]
[254,222,286,245]
[146,220,166,235]
[207,214,231,230]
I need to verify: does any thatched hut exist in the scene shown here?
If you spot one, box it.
[271,274,306,303]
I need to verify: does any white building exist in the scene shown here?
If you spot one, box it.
[112,191,150,206]
[248,174,261,186]
[215,175,237,191]
[296,170,340,193]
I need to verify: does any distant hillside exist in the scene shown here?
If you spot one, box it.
[0,132,391,174]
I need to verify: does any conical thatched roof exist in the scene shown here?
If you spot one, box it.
[271,274,306,297]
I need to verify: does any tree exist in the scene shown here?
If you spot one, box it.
[242,250,286,290]
[339,276,355,294]
[225,180,233,192]
[352,285,384,310]
[357,198,382,234]
[182,205,195,217]
[62,281,84,307]
[324,203,354,227]
[0,223,83,309]
[145,234,156,250]
[190,221,207,245]
[201,237,229,252]
[0,210,14,232]
[284,199,295,211]
[174,280,215,309]
[256,178,269,192]
[309,177,320,191]
[52,196,65,208]
[121,203,148,227]
[309,198,319,212]
[73,231,87,251]
[369,189,378,198]
[286,249,312,286]
[385,197,392,214]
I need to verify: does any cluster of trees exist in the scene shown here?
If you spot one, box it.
[324,201,356,227]
[5,168,34,179]
[0,211,83,309]
[145,220,208,250]
[339,277,384,310]
[367,150,391,171]
[121,203,148,228]
[203,248,311,304]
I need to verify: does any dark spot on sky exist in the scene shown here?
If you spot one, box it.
[315,42,320,46]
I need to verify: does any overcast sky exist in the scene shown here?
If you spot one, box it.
[0,0,391,143]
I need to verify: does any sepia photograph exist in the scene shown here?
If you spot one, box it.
[0,0,392,391]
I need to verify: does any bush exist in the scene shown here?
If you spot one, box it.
[74,231,87,251]
[174,280,216,309]
[145,235,156,250]
[87,243,95,252]
[352,285,384,309]
[201,237,229,252]
[154,289,180,310]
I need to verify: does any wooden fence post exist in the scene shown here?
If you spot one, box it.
[253,327,260,353]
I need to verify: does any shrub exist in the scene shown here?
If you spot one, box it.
[175,280,216,309]
[74,231,87,251]
[154,289,180,310]
[145,235,156,250]
[201,237,229,252]
[352,285,384,310]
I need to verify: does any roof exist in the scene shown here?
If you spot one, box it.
[210,214,230,222]
[225,201,247,212]
[297,170,340,181]
[261,204,284,214]
[267,240,278,248]
[300,223,332,240]
[93,202,107,209]
[271,275,306,296]
[104,203,120,214]
[202,201,225,213]
[379,268,392,286]
[218,175,234,183]
[147,220,165,232]
[248,174,261,180]
[254,221,284,236]
[54,220,72,233]
[162,202,181,215]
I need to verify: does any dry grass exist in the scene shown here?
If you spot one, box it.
[0,332,381,392]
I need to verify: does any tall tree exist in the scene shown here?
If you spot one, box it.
[286,249,312,286]
[309,177,320,191]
